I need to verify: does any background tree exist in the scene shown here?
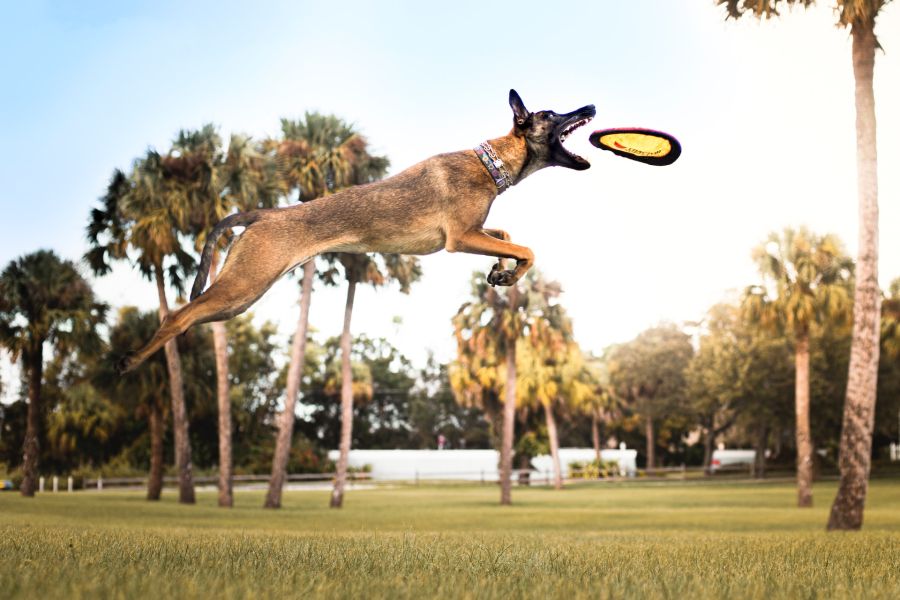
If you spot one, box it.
[686,304,744,473]
[86,158,198,504]
[265,113,388,509]
[169,124,281,507]
[717,0,892,534]
[329,253,421,508]
[95,307,170,499]
[0,250,106,496]
[515,272,589,490]
[743,227,851,506]
[607,325,694,471]
[451,272,526,505]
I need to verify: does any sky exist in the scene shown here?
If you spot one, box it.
[1,1,899,401]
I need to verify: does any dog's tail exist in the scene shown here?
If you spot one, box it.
[190,212,260,301]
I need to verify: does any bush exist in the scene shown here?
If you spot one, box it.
[568,459,620,479]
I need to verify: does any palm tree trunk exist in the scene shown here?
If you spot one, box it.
[209,252,233,508]
[499,286,518,506]
[795,332,813,508]
[330,277,357,509]
[828,23,882,531]
[703,421,715,476]
[591,410,602,464]
[20,347,42,497]
[645,415,655,472]
[155,267,195,504]
[754,425,768,480]
[265,260,315,509]
[545,402,563,490]
[147,401,164,500]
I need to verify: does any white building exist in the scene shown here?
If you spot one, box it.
[327,447,638,481]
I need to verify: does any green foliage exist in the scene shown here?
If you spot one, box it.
[608,325,694,424]
[568,459,620,479]
[743,227,852,339]
[0,250,107,364]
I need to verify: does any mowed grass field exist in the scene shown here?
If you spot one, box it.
[2,480,900,599]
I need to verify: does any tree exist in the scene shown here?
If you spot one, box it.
[264,113,388,509]
[515,272,591,490]
[607,325,694,471]
[743,228,852,506]
[329,252,421,508]
[169,125,281,507]
[686,304,744,473]
[97,307,170,499]
[0,250,106,497]
[451,272,526,505]
[717,0,892,534]
[86,157,198,504]
[570,354,615,464]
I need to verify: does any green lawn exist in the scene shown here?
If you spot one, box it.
[2,480,900,599]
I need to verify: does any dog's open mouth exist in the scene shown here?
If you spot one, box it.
[558,110,595,166]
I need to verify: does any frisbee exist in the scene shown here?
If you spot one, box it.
[588,128,681,166]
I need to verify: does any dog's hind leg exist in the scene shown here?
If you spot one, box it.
[120,242,300,373]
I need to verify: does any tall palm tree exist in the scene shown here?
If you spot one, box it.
[329,252,421,509]
[743,227,852,507]
[516,272,587,490]
[718,0,892,534]
[170,125,281,507]
[98,307,170,500]
[264,113,391,509]
[451,273,525,505]
[0,250,106,497]
[85,158,198,504]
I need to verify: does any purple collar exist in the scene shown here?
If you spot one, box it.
[474,141,513,192]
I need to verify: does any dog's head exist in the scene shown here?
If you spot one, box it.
[509,89,596,171]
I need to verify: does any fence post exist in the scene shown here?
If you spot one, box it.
[52,476,58,493]
[481,469,485,485]
[39,476,45,493]
[415,470,419,486]
[98,476,103,491]
[67,477,73,493]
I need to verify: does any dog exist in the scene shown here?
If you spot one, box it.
[120,89,596,373]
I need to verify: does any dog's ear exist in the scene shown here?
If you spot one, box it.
[509,89,530,126]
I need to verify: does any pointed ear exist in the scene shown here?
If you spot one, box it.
[509,89,530,125]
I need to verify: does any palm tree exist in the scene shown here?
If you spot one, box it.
[743,227,852,507]
[169,125,281,507]
[451,274,525,505]
[0,250,106,497]
[85,158,198,504]
[329,252,421,508]
[264,113,392,509]
[95,307,170,499]
[580,355,614,465]
[717,0,891,535]
[516,272,588,490]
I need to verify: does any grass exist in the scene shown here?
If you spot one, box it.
[2,480,900,599]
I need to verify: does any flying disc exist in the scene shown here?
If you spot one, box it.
[588,128,681,166]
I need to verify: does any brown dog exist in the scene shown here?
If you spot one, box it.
[120,90,595,372]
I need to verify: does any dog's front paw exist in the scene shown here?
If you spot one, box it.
[487,266,517,287]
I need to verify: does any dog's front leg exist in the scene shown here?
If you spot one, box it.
[482,228,512,273]
[446,229,533,286]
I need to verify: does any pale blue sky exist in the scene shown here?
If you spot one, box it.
[2,1,899,395]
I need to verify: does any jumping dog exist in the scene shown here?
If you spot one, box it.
[120,89,596,372]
